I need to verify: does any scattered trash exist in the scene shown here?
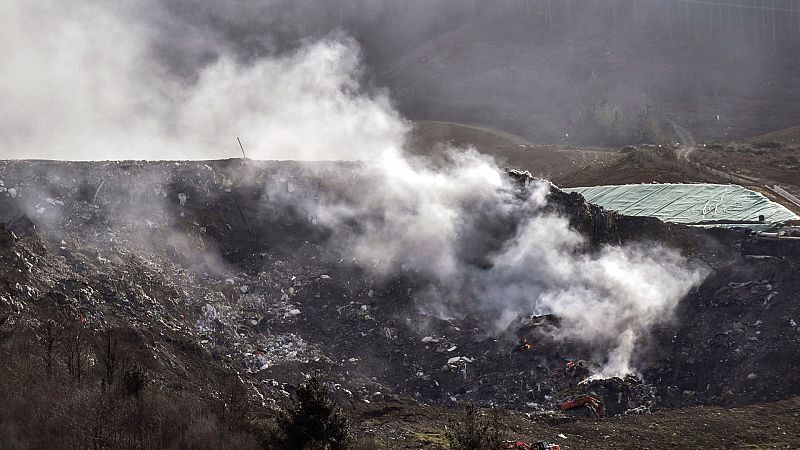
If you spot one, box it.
[446,356,473,366]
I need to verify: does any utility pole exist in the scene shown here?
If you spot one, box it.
[237,137,247,159]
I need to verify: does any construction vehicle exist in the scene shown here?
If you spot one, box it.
[504,440,561,450]
[559,395,605,417]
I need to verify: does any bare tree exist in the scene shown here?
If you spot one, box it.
[64,323,87,382]
[220,377,251,429]
[37,319,62,381]
[97,330,120,387]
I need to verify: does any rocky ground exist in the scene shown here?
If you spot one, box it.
[1,159,798,447]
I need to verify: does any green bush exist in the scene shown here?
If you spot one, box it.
[281,377,352,450]
[446,404,505,450]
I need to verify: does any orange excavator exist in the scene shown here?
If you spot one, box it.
[559,395,605,417]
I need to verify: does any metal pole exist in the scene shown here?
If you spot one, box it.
[237,137,247,159]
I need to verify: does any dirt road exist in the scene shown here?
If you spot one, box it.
[670,121,800,214]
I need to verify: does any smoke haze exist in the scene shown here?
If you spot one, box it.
[1,0,710,375]
[4,0,800,158]
[270,147,707,375]
[1,1,403,160]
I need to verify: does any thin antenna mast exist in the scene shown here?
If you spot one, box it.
[237,137,247,159]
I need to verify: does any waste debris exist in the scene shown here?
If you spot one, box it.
[0,160,797,421]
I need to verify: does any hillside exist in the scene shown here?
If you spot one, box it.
[411,120,800,216]
[747,124,800,145]
[381,17,800,146]
[409,121,623,183]
[1,160,798,448]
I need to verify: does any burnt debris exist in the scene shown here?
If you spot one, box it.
[0,160,797,420]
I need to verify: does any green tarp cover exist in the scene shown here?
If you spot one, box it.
[563,183,799,226]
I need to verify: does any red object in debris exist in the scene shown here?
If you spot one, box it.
[560,395,605,417]
[520,339,533,350]
[565,361,575,369]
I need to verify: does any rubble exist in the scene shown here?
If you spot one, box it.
[0,160,797,421]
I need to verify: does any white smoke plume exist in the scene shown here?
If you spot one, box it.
[484,226,704,376]
[1,0,707,376]
[275,147,707,375]
[1,1,403,161]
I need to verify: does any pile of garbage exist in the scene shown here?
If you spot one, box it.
[1,160,797,418]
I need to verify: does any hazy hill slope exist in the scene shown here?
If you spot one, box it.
[748,124,800,145]
[409,121,623,183]
[381,18,800,146]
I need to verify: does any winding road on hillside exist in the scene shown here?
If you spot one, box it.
[670,121,800,214]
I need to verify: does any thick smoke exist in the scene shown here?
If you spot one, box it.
[274,145,706,375]
[484,231,703,376]
[2,0,707,376]
[1,1,403,160]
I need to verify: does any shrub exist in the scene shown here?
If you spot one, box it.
[122,365,148,397]
[446,404,505,450]
[281,377,352,450]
